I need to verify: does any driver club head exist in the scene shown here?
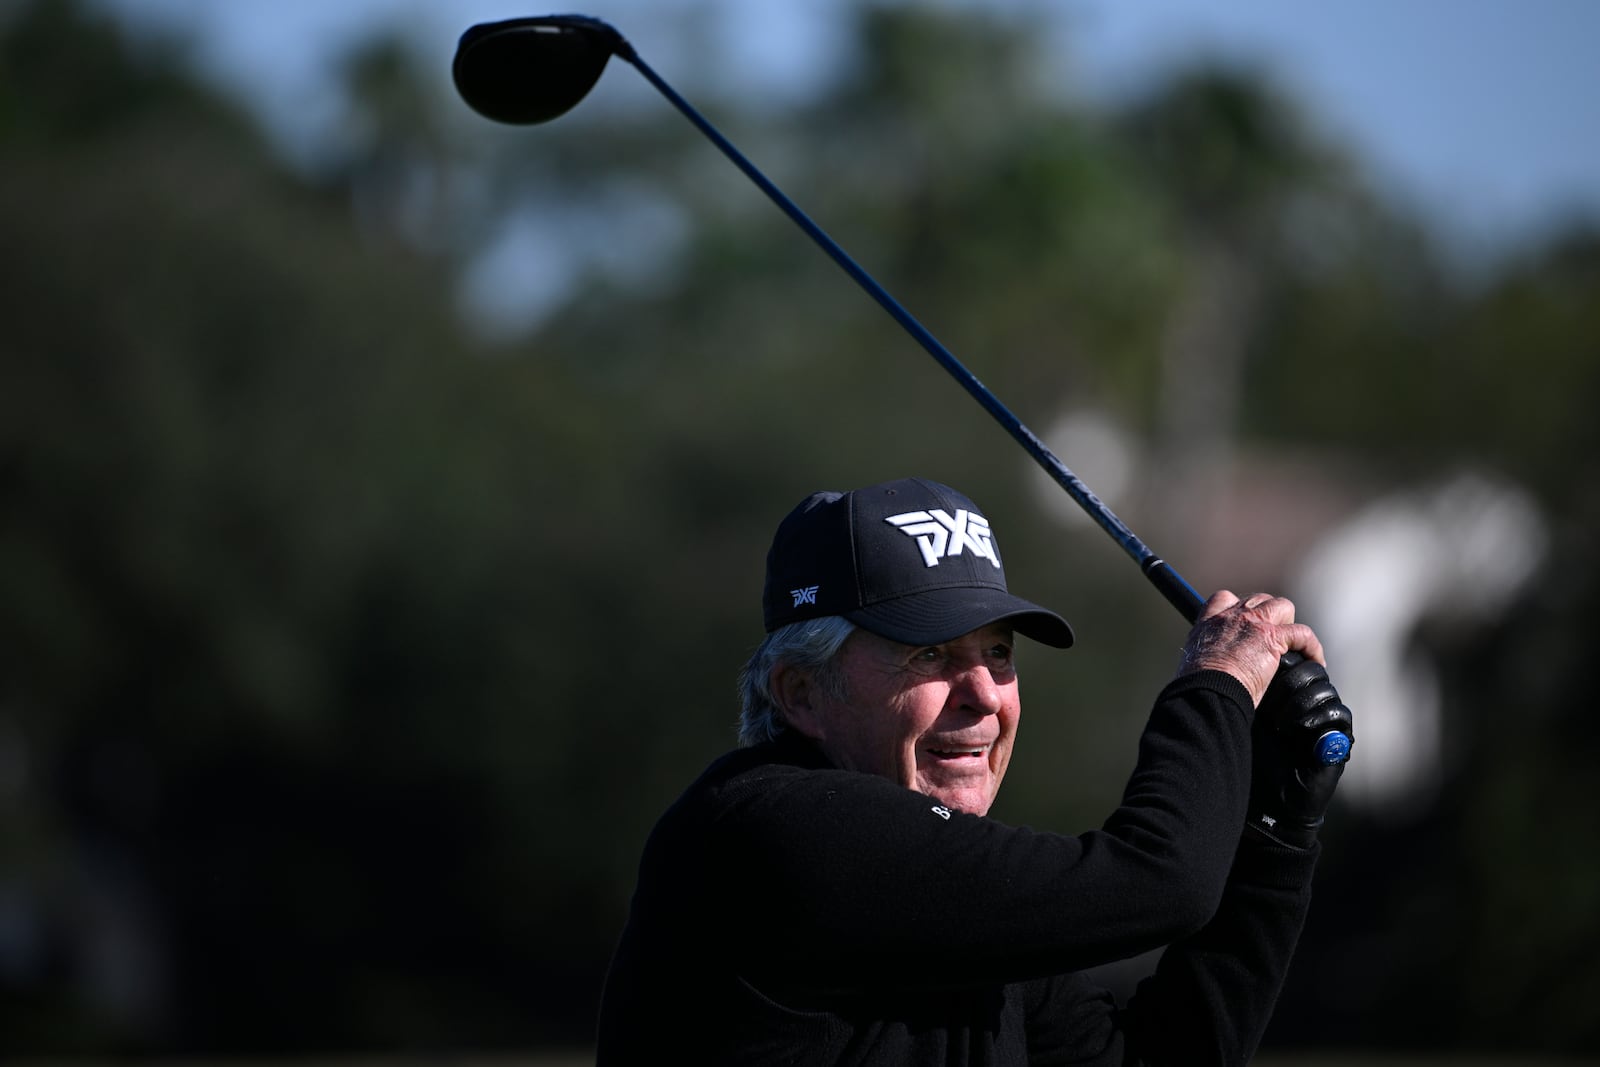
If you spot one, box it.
[452,15,626,125]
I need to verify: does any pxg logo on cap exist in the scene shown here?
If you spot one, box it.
[761,477,1073,649]
[883,508,1001,570]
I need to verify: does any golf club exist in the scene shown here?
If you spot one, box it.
[452,15,1351,767]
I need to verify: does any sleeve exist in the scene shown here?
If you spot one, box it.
[1020,972,1127,1066]
[1118,827,1319,1066]
[710,671,1258,995]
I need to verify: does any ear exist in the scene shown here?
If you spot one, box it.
[771,660,825,741]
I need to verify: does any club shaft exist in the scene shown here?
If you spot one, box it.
[621,49,1205,623]
[583,28,1344,765]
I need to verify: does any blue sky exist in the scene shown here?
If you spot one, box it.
[90,0,1600,256]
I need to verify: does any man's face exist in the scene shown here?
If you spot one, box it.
[801,623,1020,816]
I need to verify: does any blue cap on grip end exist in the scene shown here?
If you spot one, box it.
[1314,731,1352,766]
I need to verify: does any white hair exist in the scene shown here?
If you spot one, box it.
[736,616,857,747]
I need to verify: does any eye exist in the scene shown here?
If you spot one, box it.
[987,642,1016,671]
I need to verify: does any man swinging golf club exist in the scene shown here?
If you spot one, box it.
[450,18,1353,1060]
[596,476,1352,1064]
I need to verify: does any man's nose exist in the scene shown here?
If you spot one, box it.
[949,661,1004,716]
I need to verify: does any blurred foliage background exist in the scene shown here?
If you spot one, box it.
[2,0,1597,1058]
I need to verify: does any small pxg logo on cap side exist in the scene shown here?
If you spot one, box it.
[885,509,1000,569]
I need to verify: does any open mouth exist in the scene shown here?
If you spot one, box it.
[927,745,988,761]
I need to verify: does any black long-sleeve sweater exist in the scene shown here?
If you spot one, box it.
[596,670,1318,1064]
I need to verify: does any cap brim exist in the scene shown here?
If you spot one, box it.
[846,588,1074,649]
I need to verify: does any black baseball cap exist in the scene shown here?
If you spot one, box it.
[762,477,1074,648]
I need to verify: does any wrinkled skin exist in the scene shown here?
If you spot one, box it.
[776,623,1019,816]
[1176,590,1326,707]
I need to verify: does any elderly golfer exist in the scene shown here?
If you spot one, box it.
[597,476,1351,1065]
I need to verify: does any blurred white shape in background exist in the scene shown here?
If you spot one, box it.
[1291,472,1547,817]
[1027,409,1141,529]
